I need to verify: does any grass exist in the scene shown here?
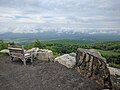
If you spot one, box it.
[109,63,120,69]
[98,49,120,57]
[97,49,120,69]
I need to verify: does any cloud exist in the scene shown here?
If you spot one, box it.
[88,29,119,35]
[0,0,120,33]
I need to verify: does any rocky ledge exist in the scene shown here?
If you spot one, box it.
[0,56,102,90]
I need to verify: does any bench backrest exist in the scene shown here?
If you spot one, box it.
[8,45,25,58]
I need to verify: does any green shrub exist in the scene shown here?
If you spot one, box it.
[0,40,8,51]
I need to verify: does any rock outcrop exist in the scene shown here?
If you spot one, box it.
[108,66,120,76]
[55,53,76,68]
[1,47,114,89]
[36,49,54,61]
[26,48,39,58]
[0,56,102,90]
[76,48,112,89]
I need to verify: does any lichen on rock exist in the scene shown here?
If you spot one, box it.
[76,48,112,89]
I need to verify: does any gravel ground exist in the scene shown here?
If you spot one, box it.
[0,56,102,90]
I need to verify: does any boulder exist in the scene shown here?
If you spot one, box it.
[76,48,112,89]
[55,53,76,68]
[36,49,54,61]
[48,56,55,62]
[108,66,120,76]
[26,48,39,58]
[0,49,9,54]
[88,49,107,63]
[69,52,76,57]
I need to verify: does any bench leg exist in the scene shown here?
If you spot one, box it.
[23,58,26,65]
[31,56,33,63]
[10,56,14,62]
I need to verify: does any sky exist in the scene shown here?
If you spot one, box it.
[0,0,120,34]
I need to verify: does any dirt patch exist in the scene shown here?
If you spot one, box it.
[0,56,102,90]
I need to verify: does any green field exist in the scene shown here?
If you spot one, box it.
[98,50,120,57]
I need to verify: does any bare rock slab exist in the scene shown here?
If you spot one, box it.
[55,53,76,68]
[36,49,54,61]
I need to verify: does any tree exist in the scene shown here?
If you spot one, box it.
[0,41,8,50]
[32,40,46,49]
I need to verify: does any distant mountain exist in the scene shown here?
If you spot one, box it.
[0,31,120,44]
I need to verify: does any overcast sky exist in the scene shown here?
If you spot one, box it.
[0,0,120,33]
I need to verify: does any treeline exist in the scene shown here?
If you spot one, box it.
[0,40,120,68]
[25,40,84,56]
[91,41,120,53]
[90,41,120,68]
[25,40,120,67]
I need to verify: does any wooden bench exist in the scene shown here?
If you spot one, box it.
[8,44,33,65]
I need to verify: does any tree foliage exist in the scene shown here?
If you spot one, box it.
[0,40,8,51]
[0,40,120,68]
